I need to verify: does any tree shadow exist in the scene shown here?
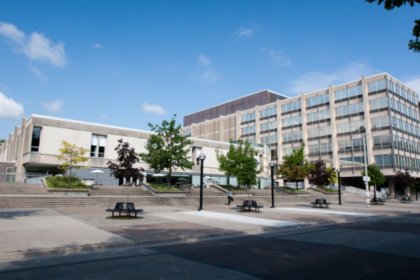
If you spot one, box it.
[0,210,43,220]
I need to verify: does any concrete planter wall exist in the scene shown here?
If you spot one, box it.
[48,189,89,197]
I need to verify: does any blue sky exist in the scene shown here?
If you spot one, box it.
[0,0,419,139]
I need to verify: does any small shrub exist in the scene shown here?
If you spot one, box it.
[46,176,88,189]
[150,183,182,192]
[283,186,307,193]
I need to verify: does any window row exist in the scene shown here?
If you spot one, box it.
[336,102,364,117]
[307,109,330,123]
[309,142,332,154]
[283,131,302,142]
[338,137,363,151]
[394,154,420,170]
[242,111,255,123]
[393,135,420,153]
[340,156,366,167]
[184,128,192,136]
[307,92,329,107]
[282,100,301,113]
[367,79,386,92]
[260,121,276,132]
[374,154,393,166]
[388,80,418,105]
[391,116,420,137]
[371,116,390,129]
[261,134,278,145]
[260,106,277,119]
[283,115,302,127]
[91,134,106,158]
[389,98,419,120]
[373,134,392,147]
[335,85,363,101]
[308,126,331,138]
[337,119,365,134]
[241,125,255,135]
[369,97,388,111]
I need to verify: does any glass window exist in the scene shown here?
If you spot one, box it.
[91,134,106,158]
[31,127,42,152]
[282,101,300,113]
[336,102,363,117]
[282,115,301,127]
[371,116,390,128]
[368,79,386,92]
[369,97,388,110]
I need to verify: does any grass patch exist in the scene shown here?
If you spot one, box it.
[316,186,338,193]
[283,186,308,193]
[106,216,142,220]
[46,176,88,189]
[150,183,183,192]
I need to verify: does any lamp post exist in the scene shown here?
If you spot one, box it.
[270,162,276,208]
[337,168,342,205]
[198,152,206,211]
[360,126,370,208]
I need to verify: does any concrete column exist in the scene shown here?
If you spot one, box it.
[361,76,374,164]
[276,100,282,162]
[300,94,309,189]
[329,85,339,169]
[15,118,27,182]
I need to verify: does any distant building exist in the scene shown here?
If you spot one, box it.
[0,115,270,187]
[182,73,420,193]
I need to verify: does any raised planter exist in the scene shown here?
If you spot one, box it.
[141,183,190,197]
[280,187,309,195]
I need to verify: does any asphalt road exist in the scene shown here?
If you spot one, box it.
[1,213,419,280]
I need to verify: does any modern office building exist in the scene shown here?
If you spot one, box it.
[0,115,270,187]
[183,73,420,191]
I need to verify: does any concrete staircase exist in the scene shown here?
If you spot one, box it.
[0,183,48,195]
[88,185,153,196]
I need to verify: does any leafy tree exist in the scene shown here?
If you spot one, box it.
[394,168,415,195]
[55,141,89,183]
[277,143,314,190]
[362,164,386,199]
[107,139,143,185]
[366,0,420,52]
[139,115,194,188]
[216,139,260,188]
[308,160,336,188]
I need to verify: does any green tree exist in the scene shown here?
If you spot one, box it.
[362,164,386,199]
[139,115,194,188]
[216,139,260,188]
[366,0,420,52]
[308,160,336,188]
[277,143,314,190]
[107,139,143,185]
[55,140,89,183]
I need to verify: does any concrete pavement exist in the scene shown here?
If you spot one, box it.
[0,200,419,261]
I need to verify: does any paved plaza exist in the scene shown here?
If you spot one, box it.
[0,200,419,279]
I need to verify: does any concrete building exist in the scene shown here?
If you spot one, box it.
[183,73,420,192]
[0,115,270,187]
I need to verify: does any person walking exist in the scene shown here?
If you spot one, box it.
[227,190,234,205]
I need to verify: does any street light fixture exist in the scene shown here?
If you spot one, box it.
[360,126,370,208]
[198,152,206,211]
[336,168,342,205]
[270,161,276,208]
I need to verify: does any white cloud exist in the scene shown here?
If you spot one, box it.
[100,113,107,120]
[43,100,63,113]
[200,70,220,83]
[92,43,104,49]
[0,21,66,67]
[28,65,48,80]
[0,22,25,44]
[234,25,257,37]
[0,92,24,119]
[261,48,290,66]
[198,54,211,66]
[142,103,166,115]
[289,62,378,95]
[405,76,420,94]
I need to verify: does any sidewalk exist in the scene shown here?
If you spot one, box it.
[0,201,419,261]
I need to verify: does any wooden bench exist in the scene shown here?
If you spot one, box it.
[311,199,330,208]
[400,196,412,204]
[370,197,385,205]
[106,202,143,217]
[237,200,263,212]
